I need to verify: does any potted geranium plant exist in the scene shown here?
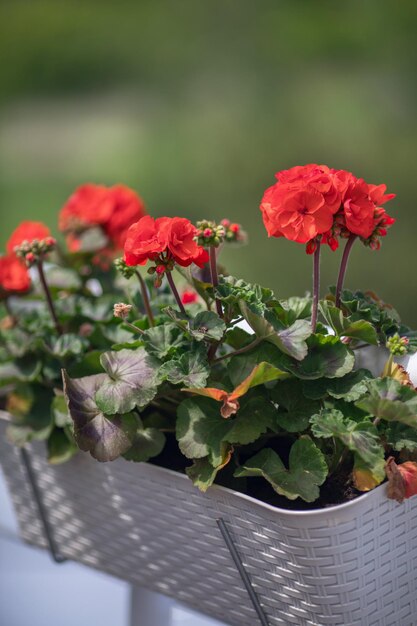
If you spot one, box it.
[1,166,417,626]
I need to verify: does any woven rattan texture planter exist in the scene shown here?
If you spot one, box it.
[1,420,417,626]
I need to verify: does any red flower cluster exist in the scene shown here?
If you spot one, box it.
[260,164,395,253]
[0,255,30,296]
[59,183,146,252]
[7,221,51,254]
[124,215,209,272]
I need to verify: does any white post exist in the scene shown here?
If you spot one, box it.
[130,587,173,626]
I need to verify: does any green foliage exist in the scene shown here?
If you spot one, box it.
[235,437,328,502]
[270,379,321,432]
[356,378,417,427]
[62,370,138,462]
[95,348,159,414]
[159,345,210,388]
[310,409,386,488]
[122,417,166,462]
[283,334,354,379]
[320,301,378,345]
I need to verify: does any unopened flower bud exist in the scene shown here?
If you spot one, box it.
[25,252,35,265]
[386,333,409,356]
[155,265,165,275]
[203,228,213,238]
[305,240,317,255]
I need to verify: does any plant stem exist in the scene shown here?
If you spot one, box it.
[123,321,145,336]
[311,242,321,333]
[166,271,186,316]
[213,336,262,363]
[37,259,63,335]
[135,270,155,326]
[335,235,357,307]
[209,246,223,318]
[3,298,15,321]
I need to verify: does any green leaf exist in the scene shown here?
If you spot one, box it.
[159,345,210,388]
[95,348,159,414]
[215,275,275,317]
[67,351,103,377]
[227,342,286,387]
[51,394,71,427]
[188,311,226,342]
[320,301,378,345]
[384,422,417,452]
[224,396,277,444]
[51,334,89,358]
[235,437,328,502]
[122,417,166,462]
[142,324,186,359]
[176,397,232,466]
[5,385,54,445]
[47,428,78,465]
[310,409,385,486]
[239,301,311,360]
[356,378,417,428]
[274,296,312,325]
[270,379,321,432]
[186,454,231,492]
[62,370,137,462]
[0,356,42,386]
[302,369,371,402]
[284,334,354,379]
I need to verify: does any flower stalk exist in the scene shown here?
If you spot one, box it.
[335,235,357,308]
[209,247,223,318]
[135,270,155,327]
[166,271,187,316]
[37,259,63,335]
[311,242,321,333]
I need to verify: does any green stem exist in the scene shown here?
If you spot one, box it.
[135,270,155,326]
[335,235,357,308]
[37,259,63,335]
[209,246,223,318]
[123,320,145,336]
[166,271,186,316]
[311,242,321,333]
[213,336,262,363]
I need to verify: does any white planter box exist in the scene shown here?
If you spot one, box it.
[1,419,417,626]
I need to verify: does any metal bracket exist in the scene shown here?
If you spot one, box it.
[217,518,269,626]
[19,447,66,564]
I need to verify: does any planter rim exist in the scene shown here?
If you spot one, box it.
[137,457,387,518]
[0,408,389,518]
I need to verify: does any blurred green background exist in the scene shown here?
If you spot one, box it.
[1,0,416,323]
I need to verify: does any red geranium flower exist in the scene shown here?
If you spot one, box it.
[0,255,31,295]
[342,177,376,239]
[59,183,146,252]
[124,216,208,270]
[276,164,342,213]
[124,216,170,266]
[7,221,51,255]
[260,183,334,243]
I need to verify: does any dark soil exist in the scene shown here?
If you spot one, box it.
[149,433,366,512]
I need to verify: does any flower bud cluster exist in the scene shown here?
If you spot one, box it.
[147,256,176,287]
[14,237,57,267]
[386,333,409,356]
[220,219,247,244]
[195,220,226,247]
